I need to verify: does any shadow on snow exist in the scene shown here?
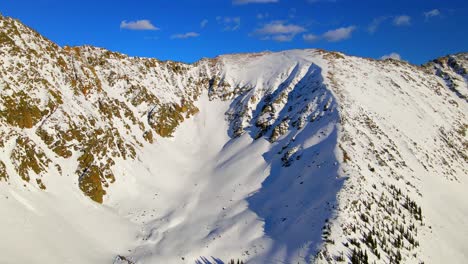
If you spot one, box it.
[245,64,345,263]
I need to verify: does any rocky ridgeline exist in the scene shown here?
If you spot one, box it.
[0,15,212,202]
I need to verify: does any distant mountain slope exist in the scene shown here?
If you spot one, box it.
[0,15,466,264]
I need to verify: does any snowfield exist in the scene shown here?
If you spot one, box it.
[0,15,467,264]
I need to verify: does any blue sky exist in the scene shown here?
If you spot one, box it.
[1,0,467,64]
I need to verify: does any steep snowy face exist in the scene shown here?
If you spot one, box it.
[0,15,467,264]
[318,55,467,264]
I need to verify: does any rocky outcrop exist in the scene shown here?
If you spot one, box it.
[0,15,220,202]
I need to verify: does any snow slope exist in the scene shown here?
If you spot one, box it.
[0,15,467,264]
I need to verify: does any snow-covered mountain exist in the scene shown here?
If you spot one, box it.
[0,15,467,264]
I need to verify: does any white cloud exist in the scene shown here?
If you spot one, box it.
[216,16,241,31]
[200,19,208,28]
[120,20,159,30]
[171,32,200,39]
[233,0,278,4]
[303,33,319,42]
[381,52,402,61]
[424,9,441,19]
[368,16,389,34]
[323,26,356,42]
[254,21,306,35]
[252,21,306,42]
[393,15,411,26]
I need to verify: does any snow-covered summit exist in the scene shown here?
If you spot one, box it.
[0,15,467,264]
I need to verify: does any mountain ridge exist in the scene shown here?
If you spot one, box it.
[0,15,467,264]
[3,12,465,68]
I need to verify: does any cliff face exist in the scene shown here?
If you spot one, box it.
[0,15,214,203]
[0,15,467,264]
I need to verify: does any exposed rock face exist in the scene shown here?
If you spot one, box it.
[424,53,468,101]
[0,15,467,264]
[0,160,7,181]
[0,15,215,202]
